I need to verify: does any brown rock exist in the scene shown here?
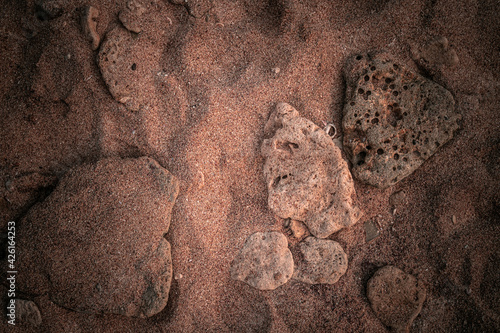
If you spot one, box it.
[290,219,309,240]
[262,102,361,238]
[342,52,461,188]
[389,190,407,207]
[98,27,160,111]
[231,232,293,290]
[412,36,459,73]
[119,0,147,33]
[16,157,179,317]
[81,6,100,50]
[186,0,211,18]
[367,266,427,333]
[15,299,42,327]
[293,237,348,284]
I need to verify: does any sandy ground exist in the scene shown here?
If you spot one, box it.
[0,0,499,332]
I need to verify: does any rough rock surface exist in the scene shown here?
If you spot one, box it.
[119,0,148,33]
[342,52,461,188]
[412,36,459,73]
[231,232,293,290]
[81,6,100,50]
[262,102,361,238]
[16,157,179,318]
[98,26,160,111]
[367,266,427,333]
[293,237,348,284]
[15,299,42,327]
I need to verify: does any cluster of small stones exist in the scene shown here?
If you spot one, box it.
[231,103,355,290]
[230,232,347,290]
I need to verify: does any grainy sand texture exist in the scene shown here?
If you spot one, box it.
[0,0,499,332]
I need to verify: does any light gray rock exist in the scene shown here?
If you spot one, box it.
[262,102,361,238]
[231,232,293,290]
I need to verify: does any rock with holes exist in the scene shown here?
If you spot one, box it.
[15,157,179,317]
[230,232,294,290]
[292,237,348,284]
[342,52,461,188]
[261,102,361,238]
[367,266,427,333]
[98,27,160,111]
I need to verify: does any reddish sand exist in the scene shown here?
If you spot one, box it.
[1,0,499,332]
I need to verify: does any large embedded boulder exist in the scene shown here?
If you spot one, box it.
[15,157,179,318]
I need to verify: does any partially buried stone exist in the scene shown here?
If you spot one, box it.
[231,232,293,290]
[412,36,459,73]
[15,299,42,327]
[290,219,309,240]
[367,266,427,333]
[98,27,160,111]
[119,0,147,33]
[293,237,348,284]
[15,157,179,317]
[262,102,361,238]
[342,52,461,188]
[81,6,100,50]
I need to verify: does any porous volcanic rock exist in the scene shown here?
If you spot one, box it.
[292,237,348,285]
[367,266,427,333]
[16,157,179,318]
[231,232,293,290]
[262,102,361,238]
[342,52,461,188]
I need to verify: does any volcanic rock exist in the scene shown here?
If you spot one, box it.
[15,299,42,327]
[342,52,461,188]
[262,102,361,238]
[293,237,348,285]
[81,6,100,50]
[412,36,459,73]
[231,232,293,290]
[119,0,147,33]
[98,27,160,111]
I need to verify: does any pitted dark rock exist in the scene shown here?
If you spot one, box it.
[342,52,461,188]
